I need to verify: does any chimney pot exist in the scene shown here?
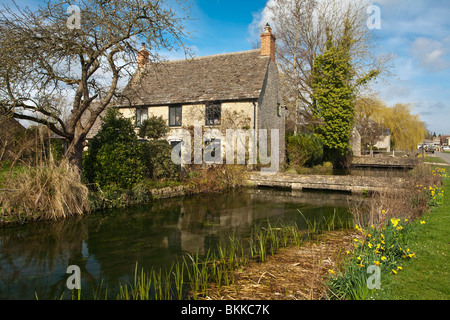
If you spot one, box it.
[138,43,149,68]
[260,23,276,62]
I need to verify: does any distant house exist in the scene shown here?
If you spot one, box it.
[374,129,391,152]
[115,24,285,166]
[440,135,450,146]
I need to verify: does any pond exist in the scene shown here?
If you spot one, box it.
[0,188,355,300]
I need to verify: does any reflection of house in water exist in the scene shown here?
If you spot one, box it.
[163,189,353,255]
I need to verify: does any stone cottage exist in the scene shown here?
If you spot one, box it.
[115,24,285,168]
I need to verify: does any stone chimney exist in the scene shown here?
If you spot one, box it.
[138,43,149,68]
[260,23,276,62]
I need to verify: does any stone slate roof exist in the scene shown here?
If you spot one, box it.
[119,49,271,107]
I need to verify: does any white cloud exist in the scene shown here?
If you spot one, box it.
[248,0,275,41]
[410,37,450,73]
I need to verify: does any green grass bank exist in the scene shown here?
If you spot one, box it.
[372,165,449,300]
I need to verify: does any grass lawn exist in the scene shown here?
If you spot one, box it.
[423,156,448,164]
[373,165,450,300]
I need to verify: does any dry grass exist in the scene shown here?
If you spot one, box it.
[0,158,90,223]
[200,230,358,300]
[185,164,248,194]
[350,164,442,227]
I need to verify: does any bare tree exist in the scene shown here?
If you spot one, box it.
[0,0,192,172]
[266,0,392,133]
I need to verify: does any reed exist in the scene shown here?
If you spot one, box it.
[0,158,90,222]
[75,218,331,300]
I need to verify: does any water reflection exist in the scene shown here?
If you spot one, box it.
[0,188,355,300]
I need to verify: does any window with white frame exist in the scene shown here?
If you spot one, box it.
[135,107,148,127]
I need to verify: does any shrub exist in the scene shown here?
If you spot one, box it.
[138,116,169,140]
[141,140,180,181]
[83,108,146,189]
[286,132,323,168]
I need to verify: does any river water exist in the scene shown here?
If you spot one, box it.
[0,187,357,300]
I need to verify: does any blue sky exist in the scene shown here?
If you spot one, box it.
[184,0,450,136]
[4,0,450,135]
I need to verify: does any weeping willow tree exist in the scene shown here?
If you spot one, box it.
[374,103,427,151]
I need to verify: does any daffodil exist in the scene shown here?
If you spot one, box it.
[373,261,381,266]
[420,220,426,224]
[392,269,398,274]
[390,218,400,227]
[381,256,387,261]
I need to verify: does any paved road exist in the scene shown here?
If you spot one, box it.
[436,151,450,163]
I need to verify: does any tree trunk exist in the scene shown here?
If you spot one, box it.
[66,138,85,177]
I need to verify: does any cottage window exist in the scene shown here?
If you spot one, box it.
[135,107,148,127]
[205,103,221,126]
[169,105,182,127]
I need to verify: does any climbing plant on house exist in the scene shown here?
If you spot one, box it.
[138,116,180,181]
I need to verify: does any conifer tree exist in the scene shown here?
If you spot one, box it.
[311,21,378,161]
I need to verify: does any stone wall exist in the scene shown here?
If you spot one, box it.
[257,60,286,165]
[246,172,406,194]
[351,156,419,168]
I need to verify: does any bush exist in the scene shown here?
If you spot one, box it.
[141,140,180,181]
[286,132,324,168]
[138,116,169,140]
[83,108,146,189]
